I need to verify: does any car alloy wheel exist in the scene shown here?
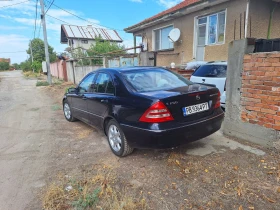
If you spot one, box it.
[108,125,122,152]
[64,103,71,120]
[106,120,134,157]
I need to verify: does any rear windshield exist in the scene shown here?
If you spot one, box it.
[192,65,227,78]
[122,68,193,92]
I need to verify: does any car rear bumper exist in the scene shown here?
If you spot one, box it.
[120,111,224,149]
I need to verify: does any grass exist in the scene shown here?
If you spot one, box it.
[36,81,49,87]
[42,164,147,210]
[23,71,41,78]
[52,104,61,111]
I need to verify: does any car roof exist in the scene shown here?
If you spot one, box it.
[204,61,227,66]
[104,66,163,72]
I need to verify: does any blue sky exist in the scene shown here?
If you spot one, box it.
[0,0,183,64]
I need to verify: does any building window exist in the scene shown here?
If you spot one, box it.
[154,25,174,51]
[81,40,88,44]
[198,11,226,45]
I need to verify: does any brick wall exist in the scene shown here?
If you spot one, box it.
[167,67,194,80]
[241,52,280,130]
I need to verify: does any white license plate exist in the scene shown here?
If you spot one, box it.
[182,102,209,116]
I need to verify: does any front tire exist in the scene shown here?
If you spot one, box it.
[106,120,134,157]
[63,100,76,122]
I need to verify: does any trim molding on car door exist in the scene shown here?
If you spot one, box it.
[72,107,104,119]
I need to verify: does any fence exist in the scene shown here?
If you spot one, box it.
[50,60,68,81]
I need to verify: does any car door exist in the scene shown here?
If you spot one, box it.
[71,73,96,123]
[87,72,116,128]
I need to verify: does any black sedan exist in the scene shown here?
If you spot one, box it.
[63,67,224,157]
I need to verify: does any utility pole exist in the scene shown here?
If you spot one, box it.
[39,0,52,84]
[30,40,35,73]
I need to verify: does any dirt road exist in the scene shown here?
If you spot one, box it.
[0,71,279,210]
[0,71,56,209]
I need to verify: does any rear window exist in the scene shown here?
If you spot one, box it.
[192,65,227,78]
[122,68,193,92]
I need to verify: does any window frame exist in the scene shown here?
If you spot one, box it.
[197,10,227,46]
[152,24,174,51]
[93,72,116,96]
[81,40,88,44]
[78,73,96,94]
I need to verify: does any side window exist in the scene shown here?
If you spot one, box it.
[79,73,95,93]
[94,73,115,95]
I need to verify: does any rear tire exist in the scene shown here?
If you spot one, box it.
[106,120,134,157]
[63,100,76,122]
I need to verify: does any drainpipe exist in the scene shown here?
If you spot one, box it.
[267,2,277,39]
[244,0,250,38]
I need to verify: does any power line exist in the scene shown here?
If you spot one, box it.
[44,0,124,31]
[37,20,42,38]
[0,0,29,9]
[33,0,38,39]
[46,14,70,24]
[45,0,54,14]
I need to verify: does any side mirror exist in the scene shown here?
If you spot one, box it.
[68,87,77,94]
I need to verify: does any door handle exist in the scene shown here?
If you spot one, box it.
[202,79,206,83]
[101,99,108,103]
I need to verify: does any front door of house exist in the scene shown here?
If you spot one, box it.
[196,17,207,61]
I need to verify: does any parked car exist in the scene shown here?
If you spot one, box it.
[63,67,224,157]
[190,61,227,110]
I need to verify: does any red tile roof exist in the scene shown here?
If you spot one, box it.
[125,0,201,31]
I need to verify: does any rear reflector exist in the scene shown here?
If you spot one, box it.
[214,91,221,108]
[139,101,174,123]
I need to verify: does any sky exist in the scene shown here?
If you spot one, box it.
[0,0,183,64]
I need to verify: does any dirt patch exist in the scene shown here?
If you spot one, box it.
[37,82,280,210]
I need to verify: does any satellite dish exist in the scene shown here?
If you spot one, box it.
[168,28,181,42]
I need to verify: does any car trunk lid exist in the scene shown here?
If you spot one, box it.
[139,84,220,122]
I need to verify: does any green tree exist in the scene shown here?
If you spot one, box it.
[0,62,9,71]
[12,63,20,69]
[27,38,57,64]
[86,38,126,65]
[31,61,42,73]
[20,60,32,72]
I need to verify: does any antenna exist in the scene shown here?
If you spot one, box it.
[168,28,181,43]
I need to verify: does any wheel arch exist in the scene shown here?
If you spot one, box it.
[103,116,117,136]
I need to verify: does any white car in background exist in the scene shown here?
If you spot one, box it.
[190,61,227,110]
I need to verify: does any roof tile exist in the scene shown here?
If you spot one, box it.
[125,0,201,31]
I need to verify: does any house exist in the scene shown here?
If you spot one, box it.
[0,58,11,65]
[60,24,123,53]
[125,0,280,67]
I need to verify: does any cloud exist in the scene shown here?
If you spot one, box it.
[0,34,29,64]
[157,0,183,9]
[129,0,143,3]
[0,26,28,30]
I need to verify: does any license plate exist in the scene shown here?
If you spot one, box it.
[182,102,209,116]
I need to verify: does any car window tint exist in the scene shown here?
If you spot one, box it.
[79,73,95,93]
[94,73,115,94]
[192,65,227,78]
[106,79,115,95]
[122,68,193,92]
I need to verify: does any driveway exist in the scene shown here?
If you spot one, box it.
[0,71,279,210]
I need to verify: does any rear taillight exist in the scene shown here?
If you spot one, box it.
[139,101,174,123]
[214,91,221,109]
[224,79,227,91]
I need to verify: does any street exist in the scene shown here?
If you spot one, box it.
[0,71,279,210]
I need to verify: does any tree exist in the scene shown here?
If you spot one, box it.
[27,38,57,64]
[20,60,32,72]
[86,38,126,65]
[12,63,20,70]
[0,62,9,71]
